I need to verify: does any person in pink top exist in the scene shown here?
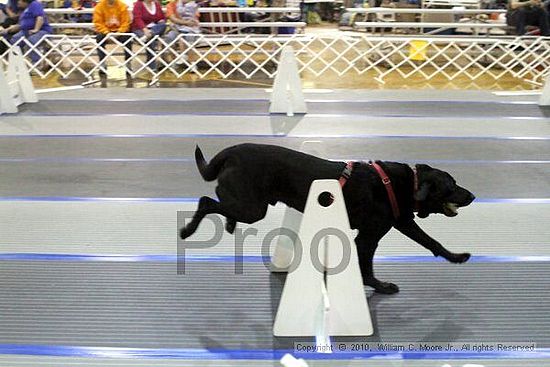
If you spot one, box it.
[132,0,166,71]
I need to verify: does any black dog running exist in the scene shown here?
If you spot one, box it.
[180,143,475,294]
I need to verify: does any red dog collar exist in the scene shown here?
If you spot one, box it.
[339,161,419,220]
[371,162,400,220]
[412,165,420,213]
[338,161,354,188]
[327,162,354,205]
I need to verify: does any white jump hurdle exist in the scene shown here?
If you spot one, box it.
[539,74,550,106]
[0,46,38,115]
[281,353,309,367]
[269,46,307,116]
[272,179,373,337]
[272,140,326,273]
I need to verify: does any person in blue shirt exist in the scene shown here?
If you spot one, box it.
[0,0,22,55]
[1,0,22,27]
[0,0,52,63]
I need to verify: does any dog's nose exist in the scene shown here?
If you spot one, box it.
[469,193,476,203]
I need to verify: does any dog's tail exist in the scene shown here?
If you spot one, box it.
[195,145,225,182]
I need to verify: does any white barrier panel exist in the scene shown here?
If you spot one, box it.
[2,35,550,86]
[271,206,303,272]
[269,46,307,116]
[539,73,550,106]
[0,61,18,114]
[273,180,373,337]
[271,141,326,273]
[280,354,309,367]
[0,46,38,115]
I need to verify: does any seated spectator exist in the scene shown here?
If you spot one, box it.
[0,0,52,65]
[132,0,166,71]
[93,0,132,81]
[507,0,550,35]
[165,0,201,66]
[0,1,18,55]
[0,0,22,29]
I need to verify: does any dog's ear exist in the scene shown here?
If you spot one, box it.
[414,164,433,201]
[415,183,430,201]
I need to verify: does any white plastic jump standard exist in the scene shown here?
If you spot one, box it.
[273,180,373,337]
[0,62,17,114]
[271,141,326,273]
[539,74,550,106]
[270,206,303,272]
[269,46,307,117]
[0,46,38,115]
[280,353,309,367]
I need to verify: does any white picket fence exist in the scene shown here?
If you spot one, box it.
[0,33,548,85]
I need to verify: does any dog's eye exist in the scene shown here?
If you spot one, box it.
[444,182,458,196]
[449,176,457,186]
[436,181,454,197]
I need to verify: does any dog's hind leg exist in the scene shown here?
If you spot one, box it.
[180,194,267,239]
[180,196,222,239]
[225,218,237,234]
[215,185,268,225]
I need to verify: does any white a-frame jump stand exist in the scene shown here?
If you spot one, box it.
[0,46,38,115]
[539,73,550,106]
[273,179,373,337]
[269,46,307,117]
[271,141,324,273]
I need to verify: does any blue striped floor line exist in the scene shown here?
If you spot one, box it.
[0,133,549,140]
[0,196,199,202]
[0,197,549,203]
[476,198,550,204]
[307,114,547,121]
[306,100,540,105]
[12,111,550,121]
[0,344,549,360]
[0,158,196,163]
[2,254,550,263]
[37,98,541,105]
[1,158,550,165]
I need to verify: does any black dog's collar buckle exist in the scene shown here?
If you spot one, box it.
[342,164,352,179]
[338,161,354,188]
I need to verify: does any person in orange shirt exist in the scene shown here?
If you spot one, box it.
[93,0,132,83]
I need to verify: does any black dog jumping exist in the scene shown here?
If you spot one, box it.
[180,143,475,294]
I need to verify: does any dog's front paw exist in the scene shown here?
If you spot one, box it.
[364,278,400,294]
[448,252,471,264]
